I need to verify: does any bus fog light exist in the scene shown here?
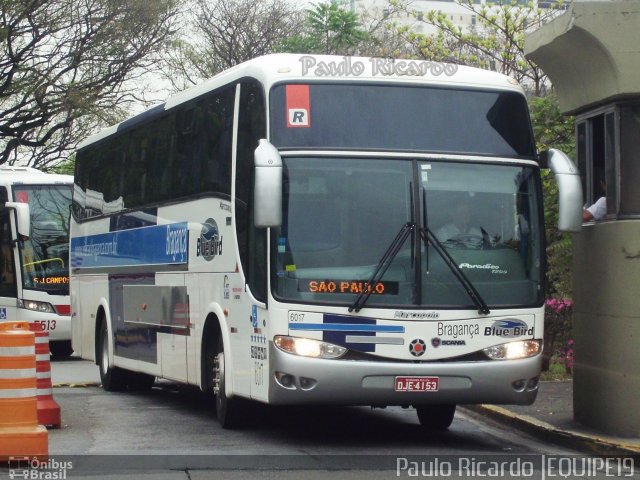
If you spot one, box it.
[483,340,541,360]
[275,372,296,389]
[274,336,346,359]
[512,379,526,391]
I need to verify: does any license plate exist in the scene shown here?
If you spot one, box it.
[394,376,439,392]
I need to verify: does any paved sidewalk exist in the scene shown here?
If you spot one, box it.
[464,381,640,456]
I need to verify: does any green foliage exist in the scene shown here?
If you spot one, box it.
[530,94,575,299]
[390,0,565,95]
[279,1,368,55]
[49,155,75,176]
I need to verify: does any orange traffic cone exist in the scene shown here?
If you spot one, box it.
[0,321,48,462]
[29,324,61,428]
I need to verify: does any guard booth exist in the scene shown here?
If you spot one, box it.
[526,1,640,437]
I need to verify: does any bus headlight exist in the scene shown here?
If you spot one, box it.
[17,299,56,314]
[274,336,347,359]
[483,340,542,360]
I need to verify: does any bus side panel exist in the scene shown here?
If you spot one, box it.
[184,274,200,385]
[71,274,99,362]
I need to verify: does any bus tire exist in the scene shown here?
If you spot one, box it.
[50,340,73,358]
[207,335,243,429]
[127,372,155,392]
[415,404,456,431]
[97,321,128,392]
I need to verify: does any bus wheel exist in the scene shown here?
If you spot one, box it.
[127,372,155,392]
[97,321,128,392]
[50,340,73,358]
[415,405,456,431]
[209,336,243,429]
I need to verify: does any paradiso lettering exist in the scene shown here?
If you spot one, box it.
[299,56,458,78]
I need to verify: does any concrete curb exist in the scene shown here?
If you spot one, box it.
[463,405,640,456]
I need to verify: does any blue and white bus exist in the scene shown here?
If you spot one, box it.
[0,166,74,357]
[70,54,581,429]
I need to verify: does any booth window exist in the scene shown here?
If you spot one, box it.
[619,105,640,214]
[576,109,617,218]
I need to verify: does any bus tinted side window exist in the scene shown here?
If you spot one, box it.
[235,80,267,301]
[74,86,235,219]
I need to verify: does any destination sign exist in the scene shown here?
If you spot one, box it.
[34,276,69,285]
[298,280,399,295]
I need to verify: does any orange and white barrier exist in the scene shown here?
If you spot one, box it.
[30,324,61,428]
[0,321,48,462]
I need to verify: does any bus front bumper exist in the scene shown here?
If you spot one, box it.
[267,343,541,406]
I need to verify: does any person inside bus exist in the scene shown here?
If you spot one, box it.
[436,200,482,242]
[582,177,607,222]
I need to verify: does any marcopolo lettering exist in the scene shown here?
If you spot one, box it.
[484,319,534,338]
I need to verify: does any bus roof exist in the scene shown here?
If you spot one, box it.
[78,53,526,150]
[0,165,73,187]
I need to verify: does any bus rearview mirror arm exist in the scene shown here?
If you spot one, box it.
[254,139,283,228]
[540,149,583,233]
[3,201,31,240]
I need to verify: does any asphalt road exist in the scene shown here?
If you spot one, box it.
[9,357,630,479]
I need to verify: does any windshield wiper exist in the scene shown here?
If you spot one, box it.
[348,222,415,313]
[420,189,489,315]
[419,227,490,315]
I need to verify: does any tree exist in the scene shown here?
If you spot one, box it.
[391,0,565,95]
[279,1,369,55]
[0,0,179,169]
[165,0,304,89]
[530,94,575,299]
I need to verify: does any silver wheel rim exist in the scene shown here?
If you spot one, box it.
[101,328,109,375]
[213,351,224,396]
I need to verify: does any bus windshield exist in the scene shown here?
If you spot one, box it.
[272,157,543,309]
[14,185,72,294]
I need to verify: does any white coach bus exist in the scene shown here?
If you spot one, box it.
[70,54,582,429]
[0,166,74,357]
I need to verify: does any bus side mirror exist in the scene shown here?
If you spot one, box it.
[253,139,283,228]
[4,201,31,239]
[541,149,583,233]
